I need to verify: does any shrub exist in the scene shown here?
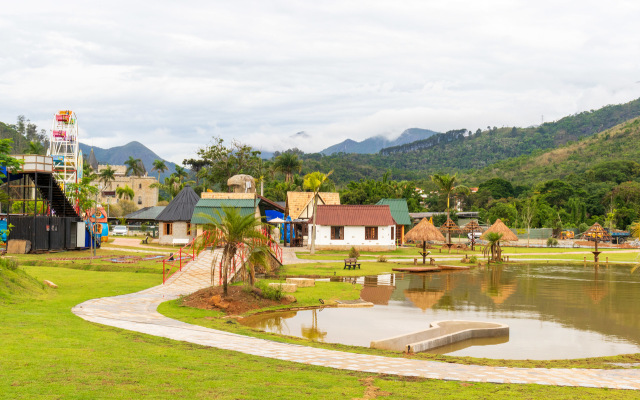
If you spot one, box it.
[0,257,18,271]
[255,280,283,301]
[469,255,478,263]
[348,246,360,259]
[377,254,388,263]
[547,237,559,247]
[579,223,589,233]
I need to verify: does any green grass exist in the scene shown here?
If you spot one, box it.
[1,261,638,398]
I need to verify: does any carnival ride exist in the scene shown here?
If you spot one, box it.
[48,110,81,191]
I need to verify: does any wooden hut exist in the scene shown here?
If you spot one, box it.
[405,218,446,264]
[463,220,484,250]
[440,217,461,249]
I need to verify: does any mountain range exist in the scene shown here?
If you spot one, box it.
[320,128,439,155]
[79,141,179,181]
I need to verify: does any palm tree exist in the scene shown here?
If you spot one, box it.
[303,170,333,255]
[99,165,116,189]
[483,232,504,262]
[124,156,144,177]
[151,159,168,182]
[273,153,302,183]
[26,140,45,155]
[173,165,189,185]
[150,175,186,201]
[431,173,470,243]
[116,185,134,201]
[197,207,267,295]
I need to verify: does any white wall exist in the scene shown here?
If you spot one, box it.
[310,224,396,250]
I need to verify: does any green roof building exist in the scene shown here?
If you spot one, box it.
[191,199,258,225]
[376,198,411,245]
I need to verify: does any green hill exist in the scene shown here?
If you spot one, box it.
[464,116,640,185]
[300,97,640,185]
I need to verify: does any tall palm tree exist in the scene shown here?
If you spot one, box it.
[483,232,504,262]
[124,156,144,177]
[303,170,333,255]
[116,185,134,201]
[197,207,267,295]
[173,165,189,185]
[431,173,470,243]
[151,159,168,182]
[99,165,116,189]
[273,153,302,183]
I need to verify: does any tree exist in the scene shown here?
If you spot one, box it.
[430,173,469,243]
[483,232,504,262]
[197,137,262,191]
[99,165,116,188]
[273,152,302,183]
[173,165,188,185]
[303,170,333,255]
[522,198,536,247]
[151,159,168,182]
[25,140,45,155]
[116,185,134,201]
[197,207,267,295]
[124,156,144,177]
[0,139,23,178]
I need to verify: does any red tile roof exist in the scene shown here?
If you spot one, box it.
[314,205,395,226]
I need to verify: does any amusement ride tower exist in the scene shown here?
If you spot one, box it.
[48,110,82,191]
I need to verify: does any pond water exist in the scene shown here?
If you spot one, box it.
[242,264,640,359]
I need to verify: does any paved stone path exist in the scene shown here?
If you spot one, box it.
[72,250,640,390]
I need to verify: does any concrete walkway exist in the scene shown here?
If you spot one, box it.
[72,250,640,390]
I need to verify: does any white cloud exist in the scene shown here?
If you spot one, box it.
[1,0,639,163]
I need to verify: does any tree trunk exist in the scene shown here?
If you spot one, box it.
[310,192,319,255]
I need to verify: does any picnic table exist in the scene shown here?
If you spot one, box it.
[344,257,361,270]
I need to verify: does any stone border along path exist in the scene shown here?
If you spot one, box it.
[72,249,640,390]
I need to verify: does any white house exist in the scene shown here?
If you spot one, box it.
[310,205,397,251]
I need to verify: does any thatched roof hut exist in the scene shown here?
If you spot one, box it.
[584,222,611,242]
[406,218,446,242]
[481,219,518,242]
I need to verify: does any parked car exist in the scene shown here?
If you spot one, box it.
[111,225,128,236]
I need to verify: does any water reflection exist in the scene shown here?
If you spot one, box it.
[242,264,640,359]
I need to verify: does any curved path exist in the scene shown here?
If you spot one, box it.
[73,250,640,390]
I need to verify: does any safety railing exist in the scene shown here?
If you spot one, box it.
[162,230,217,284]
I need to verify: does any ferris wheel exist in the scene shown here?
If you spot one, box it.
[48,110,80,190]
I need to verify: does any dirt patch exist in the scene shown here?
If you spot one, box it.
[181,285,293,315]
[352,377,391,400]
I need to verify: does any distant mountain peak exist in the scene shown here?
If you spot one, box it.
[320,128,439,155]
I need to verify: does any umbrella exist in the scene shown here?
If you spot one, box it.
[268,217,286,223]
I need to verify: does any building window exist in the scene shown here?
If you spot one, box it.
[391,226,395,240]
[164,223,173,235]
[365,226,378,240]
[330,226,344,240]
[187,223,192,236]
[138,196,142,205]
[139,184,142,189]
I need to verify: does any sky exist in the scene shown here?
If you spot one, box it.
[1,1,640,164]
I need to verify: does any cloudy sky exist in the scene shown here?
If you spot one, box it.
[1,1,639,163]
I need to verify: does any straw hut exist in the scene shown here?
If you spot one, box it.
[584,222,612,262]
[481,219,518,242]
[404,289,444,311]
[405,218,446,264]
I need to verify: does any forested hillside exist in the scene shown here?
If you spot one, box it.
[464,116,640,185]
[300,97,640,185]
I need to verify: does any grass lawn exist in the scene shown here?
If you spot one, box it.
[0,261,637,398]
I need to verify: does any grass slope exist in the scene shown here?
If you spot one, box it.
[0,263,637,398]
[0,258,47,301]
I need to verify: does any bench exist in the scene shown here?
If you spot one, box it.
[344,257,361,270]
[172,238,189,246]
